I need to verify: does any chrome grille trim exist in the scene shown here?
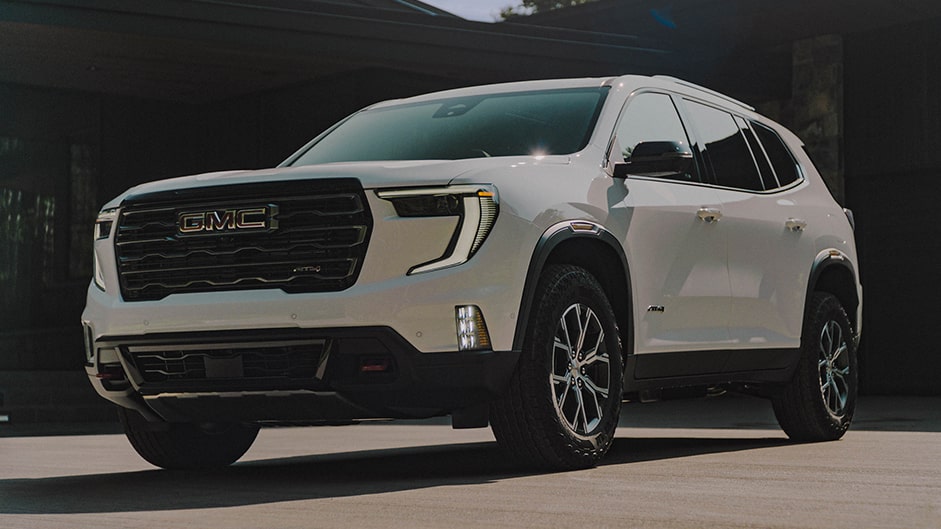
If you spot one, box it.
[114,178,371,301]
[122,338,329,383]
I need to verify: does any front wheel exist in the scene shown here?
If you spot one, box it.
[773,292,858,441]
[118,407,259,470]
[490,265,623,470]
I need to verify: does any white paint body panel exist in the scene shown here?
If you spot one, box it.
[84,74,861,374]
[613,178,732,353]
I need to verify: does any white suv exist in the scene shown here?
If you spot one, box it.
[82,75,862,470]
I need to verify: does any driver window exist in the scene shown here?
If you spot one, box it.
[614,92,699,182]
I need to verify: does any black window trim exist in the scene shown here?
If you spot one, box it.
[740,119,778,188]
[674,95,807,195]
[679,97,765,192]
[750,119,805,189]
[736,116,777,190]
[607,89,807,195]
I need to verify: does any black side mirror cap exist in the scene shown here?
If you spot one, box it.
[613,140,694,179]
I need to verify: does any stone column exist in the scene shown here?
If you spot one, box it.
[791,35,845,202]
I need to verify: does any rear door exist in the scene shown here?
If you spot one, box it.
[681,100,813,355]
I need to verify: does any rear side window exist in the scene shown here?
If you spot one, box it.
[752,122,801,186]
[684,100,764,191]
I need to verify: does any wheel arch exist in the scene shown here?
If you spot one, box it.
[806,250,861,334]
[514,221,634,357]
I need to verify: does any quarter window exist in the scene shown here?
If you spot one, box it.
[685,100,764,191]
[752,122,801,186]
[738,117,777,189]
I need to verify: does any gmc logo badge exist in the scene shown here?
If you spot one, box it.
[178,205,278,234]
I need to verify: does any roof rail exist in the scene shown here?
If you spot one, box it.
[653,75,755,111]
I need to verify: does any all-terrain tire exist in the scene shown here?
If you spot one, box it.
[773,292,858,441]
[118,407,260,470]
[490,265,623,470]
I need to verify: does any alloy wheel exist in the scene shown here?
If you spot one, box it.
[550,303,612,437]
[818,319,850,418]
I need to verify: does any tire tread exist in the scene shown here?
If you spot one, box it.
[773,292,857,442]
[490,265,622,470]
[119,407,259,469]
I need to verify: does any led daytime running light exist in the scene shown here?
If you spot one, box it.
[456,305,491,351]
[378,185,498,274]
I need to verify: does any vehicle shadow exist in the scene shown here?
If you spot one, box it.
[0,435,789,515]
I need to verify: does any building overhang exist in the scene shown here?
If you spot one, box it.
[0,0,679,102]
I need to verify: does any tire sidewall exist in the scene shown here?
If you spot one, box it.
[800,293,858,437]
[526,266,623,456]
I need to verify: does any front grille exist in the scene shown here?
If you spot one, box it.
[123,339,328,384]
[114,178,371,301]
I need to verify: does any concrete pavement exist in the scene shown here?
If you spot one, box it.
[1,395,939,528]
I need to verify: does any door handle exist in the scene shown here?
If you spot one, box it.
[697,207,722,223]
[785,218,807,232]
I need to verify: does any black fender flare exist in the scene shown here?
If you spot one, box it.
[513,220,634,356]
[804,248,861,338]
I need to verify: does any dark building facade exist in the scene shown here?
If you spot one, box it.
[515,0,941,395]
[1,0,939,423]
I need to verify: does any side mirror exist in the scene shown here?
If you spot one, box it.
[613,141,694,179]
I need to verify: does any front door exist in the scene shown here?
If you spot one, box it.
[608,91,732,356]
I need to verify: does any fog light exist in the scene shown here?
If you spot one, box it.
[456,305,491,351]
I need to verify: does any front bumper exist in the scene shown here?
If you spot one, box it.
[86,190,533,355]
[84,326,519,423]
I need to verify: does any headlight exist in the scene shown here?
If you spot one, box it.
[93,208,118,290]
[95,208,117,240]
[377,185,498,274]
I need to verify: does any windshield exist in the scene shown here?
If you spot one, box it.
[288,87,609,166]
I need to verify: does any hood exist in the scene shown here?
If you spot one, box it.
[102,156,572,209]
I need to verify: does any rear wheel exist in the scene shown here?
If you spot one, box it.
[773,292,858,441]
[118,407,259,470]
[490,265,623,470]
